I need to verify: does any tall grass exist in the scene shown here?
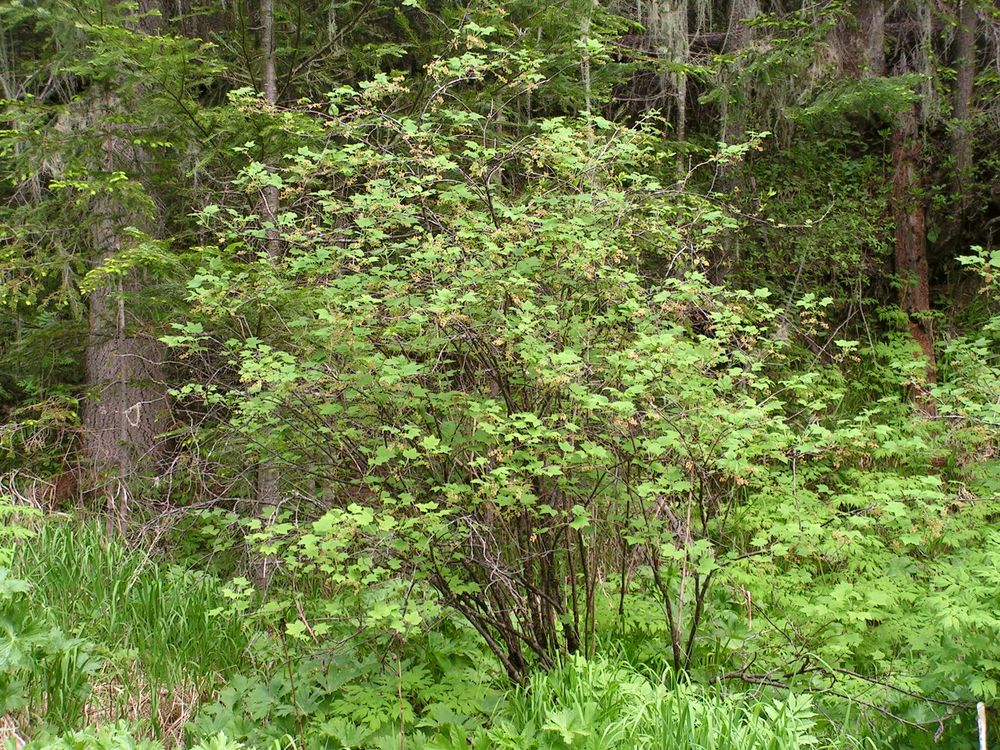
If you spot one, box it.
[480,656,874,750]
[10,521,260,737]
[6,521,879,749]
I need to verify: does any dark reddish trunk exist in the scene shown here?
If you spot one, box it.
[892,104,936,395]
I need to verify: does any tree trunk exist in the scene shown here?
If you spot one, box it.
[85,217,171,528]
[835,0,885,77]
[886,0,937,402]
[259,0,280,265]
[835,0,936,401]
[720,0,759,146]
[892,102,936,395]
[645,0,689,171]
[712,0,758,282]
[255,0,281,581]
[951,0,977,208]
[82,2,170,528]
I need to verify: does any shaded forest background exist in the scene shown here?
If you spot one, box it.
[1,0,1000,748]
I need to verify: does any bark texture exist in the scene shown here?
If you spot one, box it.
[952,0,977,205]
[256,0,281,568]
[644,0,690,143]
[892,103,936,390]
[84,196,171,503]
[835,0,886,77]
[82,1,171,523]
[720,0,759,145]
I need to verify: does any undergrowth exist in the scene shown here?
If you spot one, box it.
[3,518,259,740]
[2,515,882,750]
[474,656,869,750]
